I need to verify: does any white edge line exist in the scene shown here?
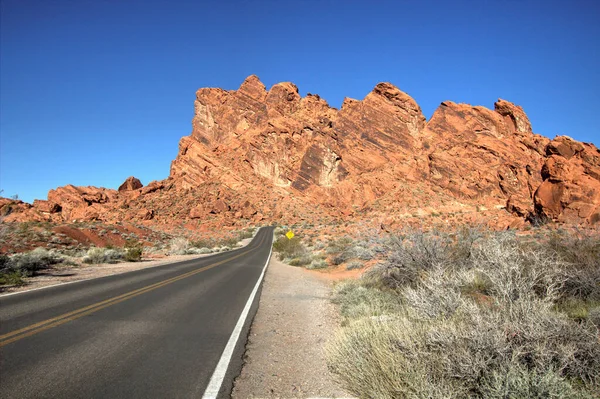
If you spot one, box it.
[0,231,260,299]
[201,229,273,399]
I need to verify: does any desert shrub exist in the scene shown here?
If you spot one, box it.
[169,237,189,255]
[186,247,212,255]
[589,307,600,328]
[217,237,239,247]
[124,239,143,262]
[349,245,374,261]
[325,237,353,255]
[83,247,124,264]
[272,236,306,260]
[0,271,25,286]
[479,363,592,399]
[527,212,551,227]
[59,258,78,266]
[274,226,287,235]
[327,229,600,398]
[331,251,351,265]
[190,238,214,248]
[541,229,600,301]
[367,230,454,289]
[313,240,326,250]
[0,254,10,273]
[9,248,64,275]
[288,255,312,267]
[346,260,364,270]
[124,247,142,262]
[307,258,328,270]
[237,228,254,240]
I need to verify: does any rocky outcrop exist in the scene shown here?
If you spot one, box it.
[4,76,599,229]
[533,137,600,224]
[32,200,62,214]
[118,176,143,192]
[46,185,118,222]
[167,75,599,226]
[423,99,549,217]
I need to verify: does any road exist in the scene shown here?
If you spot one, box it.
[0,226,274,399]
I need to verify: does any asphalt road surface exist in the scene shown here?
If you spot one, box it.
[0,226,274,399]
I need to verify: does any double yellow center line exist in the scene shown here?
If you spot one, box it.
[0,234,264,348]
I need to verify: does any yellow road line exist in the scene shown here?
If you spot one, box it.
[0,234,265,347]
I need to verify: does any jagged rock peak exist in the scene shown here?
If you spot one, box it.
[238,75,267,101]
[369,82,420,107]
[494,99,532,133]
[118,176,143,192]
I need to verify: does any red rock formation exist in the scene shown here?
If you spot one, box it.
[32,200,61,214]
[4,76,599,230]
[534,137,600,224]
[118,176,143,192]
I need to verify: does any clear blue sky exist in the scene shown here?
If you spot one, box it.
[1,0,599,203]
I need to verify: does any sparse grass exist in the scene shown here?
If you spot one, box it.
[327,228,600,398]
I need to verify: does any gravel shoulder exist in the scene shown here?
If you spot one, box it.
[232,257,352,399]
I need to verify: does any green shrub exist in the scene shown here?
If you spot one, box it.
[0,271,25,286]
[0,254,10,273]
[124,247,142,262]
[124,239,143,262]
[272,236,306,260]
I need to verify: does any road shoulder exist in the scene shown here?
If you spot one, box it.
[232,257,351,398]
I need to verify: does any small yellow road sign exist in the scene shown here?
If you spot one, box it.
[285,230,295,240]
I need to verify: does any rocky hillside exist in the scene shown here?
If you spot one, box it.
[3,76,599,230]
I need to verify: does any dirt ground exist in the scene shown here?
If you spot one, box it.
[232,257,353,399]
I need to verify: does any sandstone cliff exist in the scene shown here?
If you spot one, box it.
[3,76,599,230]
